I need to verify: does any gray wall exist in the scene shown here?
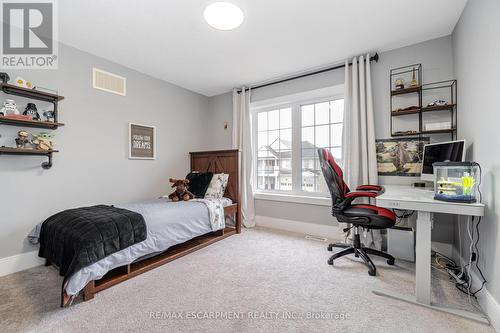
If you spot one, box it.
[0,43,210,259]
[207,36,457,242]
[207,92,233,150]
[452,0,500,303]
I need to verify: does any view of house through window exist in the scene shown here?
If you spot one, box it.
[255,97,344,194]
[301,99,344,192]
[256,107,292,191]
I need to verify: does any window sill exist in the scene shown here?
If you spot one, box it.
[253,192,331,206]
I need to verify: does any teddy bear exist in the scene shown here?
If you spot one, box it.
[168,178,194,202]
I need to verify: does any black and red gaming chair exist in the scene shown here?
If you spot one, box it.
[318,148,396,276]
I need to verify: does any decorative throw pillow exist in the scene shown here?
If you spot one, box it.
[204,173,229,199]
[185,172,214,198]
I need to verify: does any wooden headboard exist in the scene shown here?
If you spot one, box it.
[190,149,240,203]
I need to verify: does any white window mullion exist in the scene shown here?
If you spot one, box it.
[291,102,302,194]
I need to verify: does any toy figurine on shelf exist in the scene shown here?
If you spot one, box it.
[409,67,419,88]
[0,99,20,116]
[0,72,10,83]
[15,130,30,148]
[14,77,34,89]
[32,132,54,150]
[394,78,405,90]
[23,103,41,120]
[42,110,55,122]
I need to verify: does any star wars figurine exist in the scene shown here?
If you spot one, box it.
[0,99,20,116]
[15,130,30,148]
[32,132,54,150]
[23,103,40,120]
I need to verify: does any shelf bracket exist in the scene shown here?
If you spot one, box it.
[41,152,53,169]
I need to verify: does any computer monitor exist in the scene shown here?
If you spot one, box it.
[421,140,466,181]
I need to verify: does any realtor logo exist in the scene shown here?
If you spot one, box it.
[1,0,58,69]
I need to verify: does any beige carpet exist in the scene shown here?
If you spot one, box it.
[0,228,494,333]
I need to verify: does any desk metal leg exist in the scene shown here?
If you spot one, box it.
[372,211,489,324]
[415,211,432,304]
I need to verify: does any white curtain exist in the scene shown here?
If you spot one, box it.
[232,87,255,227]
[342,54,381,248]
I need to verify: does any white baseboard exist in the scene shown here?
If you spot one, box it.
[0,250,44,277]
[453,245,500,331]
[255,215,341,240]
[431,241,454,259]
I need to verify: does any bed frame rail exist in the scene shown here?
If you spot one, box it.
[75,149,241,305]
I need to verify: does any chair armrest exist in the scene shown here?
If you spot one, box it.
[345,191,378,199]
[356,185,383,192]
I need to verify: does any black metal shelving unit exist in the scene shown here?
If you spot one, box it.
[0,83,64,169]
[390,64,457,141]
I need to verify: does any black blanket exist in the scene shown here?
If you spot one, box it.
[39,205,147,280]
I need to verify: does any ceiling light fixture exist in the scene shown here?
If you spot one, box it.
[204,2,244,31]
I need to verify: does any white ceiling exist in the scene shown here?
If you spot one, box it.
[59,0,467,96]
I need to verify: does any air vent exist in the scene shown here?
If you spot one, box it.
[305,235,328,242]
[92,68,126,96]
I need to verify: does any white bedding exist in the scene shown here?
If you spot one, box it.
[30,198,232,296]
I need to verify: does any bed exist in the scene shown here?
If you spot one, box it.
[40,149,241,306]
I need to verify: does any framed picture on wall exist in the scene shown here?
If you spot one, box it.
[129,123,156,159]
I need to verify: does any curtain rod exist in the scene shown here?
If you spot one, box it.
[237,53,379,94]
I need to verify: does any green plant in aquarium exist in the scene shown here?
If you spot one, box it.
[462,173,475,195]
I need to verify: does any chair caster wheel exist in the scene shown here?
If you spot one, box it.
[387,259,395,265]
[327,259,334,265]
[327,245,333,251]
[368,270,376,276]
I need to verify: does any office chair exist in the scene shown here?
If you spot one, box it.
[318,148,396,276]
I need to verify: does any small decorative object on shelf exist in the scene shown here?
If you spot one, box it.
[33,86,58,95]
[393,105,419,112]
[394,78,405,90]
[0,99,20,116]
[14,77,34,89]
[23,103,41,120]
[15,130,30,148]
[427,100,447,107]
[409,67,418,88]
[0,72,10,84]
[43,110,55,122]
[394,130,419,136]
[32,132,54,150]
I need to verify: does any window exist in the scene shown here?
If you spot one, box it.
[301,99,344,192]
[256,108,292,191]
[254,92,344,196]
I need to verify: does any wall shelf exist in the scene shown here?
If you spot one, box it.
[0,82,64,169]
[0,116,64,129]
[0,83,64,102]
[391,128,457,137]
[0,147,58,169]
[421,104,456,113]
[390,86,422,96]
[391,104,458,117]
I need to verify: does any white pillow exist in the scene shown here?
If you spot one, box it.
[204,173,229,199]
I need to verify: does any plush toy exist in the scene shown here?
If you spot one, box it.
[168,178,194,202]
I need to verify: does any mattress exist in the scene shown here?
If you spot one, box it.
[64,198,232,295]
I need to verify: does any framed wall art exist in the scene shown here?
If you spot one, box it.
[129,123,156,159]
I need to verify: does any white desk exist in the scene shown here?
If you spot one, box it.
[374,185,487,324]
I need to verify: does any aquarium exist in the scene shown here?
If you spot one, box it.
[433,162,479,203]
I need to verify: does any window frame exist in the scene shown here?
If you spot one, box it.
[252,87,344,198]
